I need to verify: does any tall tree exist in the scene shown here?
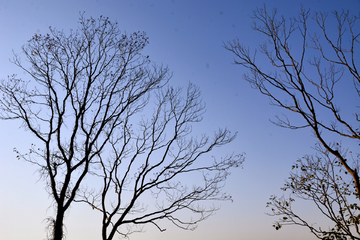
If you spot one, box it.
[0,15,170,240]
[225,5,360,239]
[1,14,243,240]
[75,83,243,240]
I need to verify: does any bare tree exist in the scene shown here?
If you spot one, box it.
[225,5,360,239]
[0,14,170,240]
[75,83,243,240]
[0,14,243,240]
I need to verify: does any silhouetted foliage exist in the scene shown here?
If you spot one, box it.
[267,145,360,239]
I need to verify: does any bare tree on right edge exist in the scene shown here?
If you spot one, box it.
[76,83,244,240]
[225,5,360,239]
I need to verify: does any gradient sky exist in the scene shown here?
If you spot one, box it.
[0,0,359,240]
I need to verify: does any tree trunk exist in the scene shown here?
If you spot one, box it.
[52,208,65,240]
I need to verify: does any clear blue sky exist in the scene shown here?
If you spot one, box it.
[0,0,359,240]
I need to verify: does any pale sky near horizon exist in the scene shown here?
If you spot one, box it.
[0,0,359,240]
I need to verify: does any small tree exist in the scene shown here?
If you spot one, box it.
[0,15,170,240]
[267,145,360,239]
[225,5,360,239]
[75,83,243,240]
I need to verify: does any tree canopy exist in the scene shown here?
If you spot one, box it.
[0,14,243,240]
[225,5,360,239]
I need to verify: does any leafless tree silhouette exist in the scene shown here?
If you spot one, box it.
[225,5,360,239]
[0,14,243,240]
[0,14,169,240]
[76,83,243,240]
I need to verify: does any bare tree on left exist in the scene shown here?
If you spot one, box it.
[0,14,243,240]
[0,15,170,240]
